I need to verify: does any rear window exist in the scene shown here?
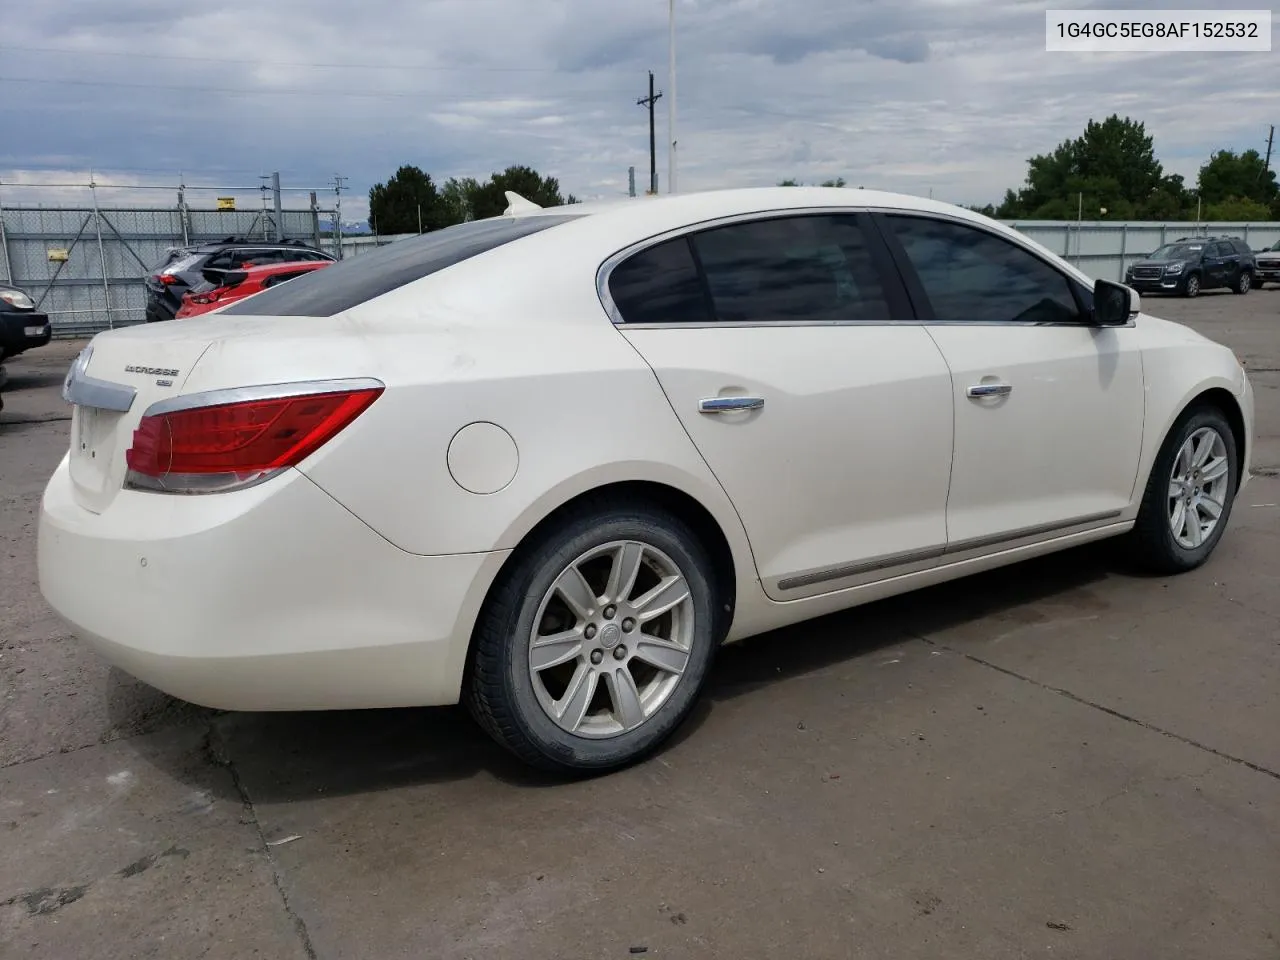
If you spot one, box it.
[221,215,580,317]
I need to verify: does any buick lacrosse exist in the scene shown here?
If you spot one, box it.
[39,187,1254,772]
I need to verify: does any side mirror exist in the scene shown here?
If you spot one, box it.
[1092,279,1139,326]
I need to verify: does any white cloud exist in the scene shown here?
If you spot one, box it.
[0,0,1276,222]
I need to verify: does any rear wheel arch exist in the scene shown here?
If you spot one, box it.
[470,481,740,660]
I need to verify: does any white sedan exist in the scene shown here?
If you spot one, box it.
[39,187,1254,773]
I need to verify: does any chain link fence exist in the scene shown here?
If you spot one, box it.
[0,200,405,337]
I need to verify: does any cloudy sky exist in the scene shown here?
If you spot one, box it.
[1,0,1276,220]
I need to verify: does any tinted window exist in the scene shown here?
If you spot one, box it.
[223,215,580,317]
[887,216,1081,324]
[691,215,892,324]
[1149,243,1204,261]
[608,238,711,324]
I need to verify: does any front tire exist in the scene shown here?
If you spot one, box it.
[1233,270,1252,295]
[1182,273,1201,298]
[464,500,719,774]
[1128,405,1238,574]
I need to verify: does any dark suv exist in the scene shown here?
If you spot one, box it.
[144,238,335,323]
[1124,236,1256,298]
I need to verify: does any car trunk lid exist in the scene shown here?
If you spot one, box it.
[65,329,216,513]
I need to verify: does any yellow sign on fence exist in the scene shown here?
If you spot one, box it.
[46,248,70,262]
[216,197,236,211]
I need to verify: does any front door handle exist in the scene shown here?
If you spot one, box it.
[699,396,765,414]
[966,382,1013,399]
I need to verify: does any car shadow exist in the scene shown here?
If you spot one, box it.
[123,539,1125,801]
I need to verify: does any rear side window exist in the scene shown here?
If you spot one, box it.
[691,214,892,324]
[222,215,579,317]
[608,238,711,324]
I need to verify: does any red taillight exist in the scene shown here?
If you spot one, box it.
[190,289,223,305]
[125,386,383,493]
[158,274,180,286]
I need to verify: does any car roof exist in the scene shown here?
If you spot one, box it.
[522,186,984,228]
[191,238,327,253]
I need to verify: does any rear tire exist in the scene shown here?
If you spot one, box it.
[464,500,719,774]
[1128,405,1238,575]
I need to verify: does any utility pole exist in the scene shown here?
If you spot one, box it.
[668,0,677,194]
[272,172,283,241]
[628,166,636,198]
[637,72,663,195]
[332,175,348,259]
[258,175,271,239]
[1263,124,1275,177]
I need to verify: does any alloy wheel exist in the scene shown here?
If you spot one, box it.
[1168,426,1230,549]
[528,540,695,739]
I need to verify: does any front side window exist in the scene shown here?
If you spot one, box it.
[886,215,1082,324]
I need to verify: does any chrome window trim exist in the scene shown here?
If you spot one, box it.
[873,208,1137,329]
[596,205,892,327]
[141,377,386,417]
[596,204,1135,330]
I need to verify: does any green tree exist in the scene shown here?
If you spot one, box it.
[368,165,449,234]
[778,178,802,186]
[996,115,1167,219]
[469,165,567,219]
[439,176,481,226]
[1204,195,1272,221]
[1197,149,1279,208]
[1141,173,1192,219]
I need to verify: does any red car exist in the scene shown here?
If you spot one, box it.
[175,260,332,319]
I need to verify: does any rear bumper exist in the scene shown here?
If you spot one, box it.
[38,457,508,711]
[0,310,52,354]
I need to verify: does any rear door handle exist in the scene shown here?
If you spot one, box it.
[966,382,1013,399]
[699,396,765,414]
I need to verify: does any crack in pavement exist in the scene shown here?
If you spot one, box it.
[0,416,72,426]
[204,724,319,960]
[919,636,1280,783]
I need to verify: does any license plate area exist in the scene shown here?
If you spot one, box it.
[69,405,125,504]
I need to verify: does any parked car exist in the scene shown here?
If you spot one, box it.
[1124,236,1256,297]
[41,187,1254,774]
[175,260,333,319]
[145,238,334,323]
[1254,239,1280,288]
[0,280,52,368]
